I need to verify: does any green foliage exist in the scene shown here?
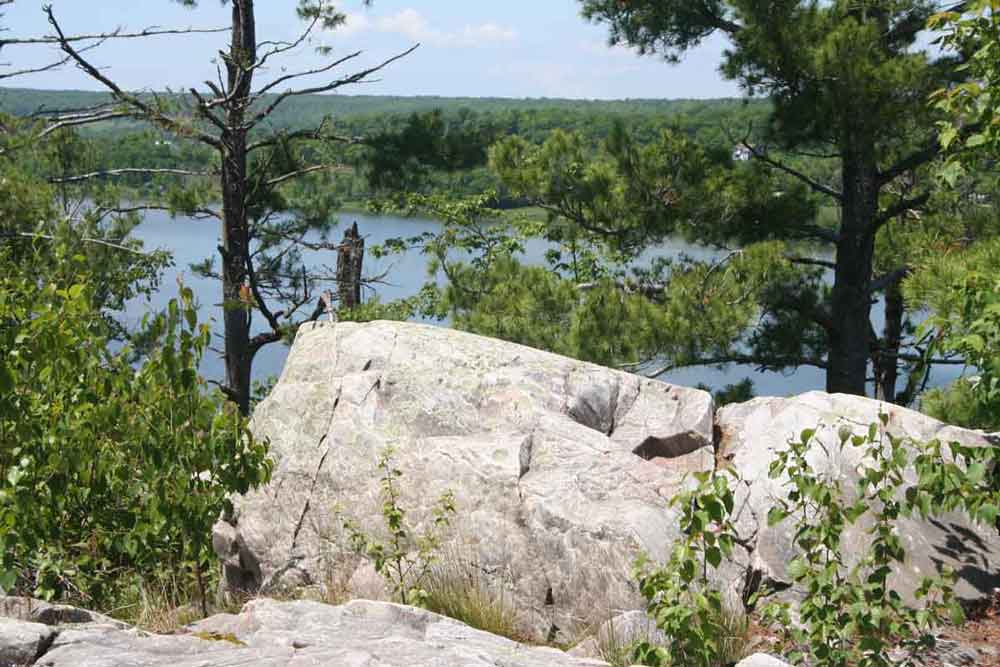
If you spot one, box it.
[918,379,986,430]
[342,447,456,607]
[0,90,772,204]
[0,263,272,610]
[929,272,1000,430]
[931,1,1000,182]
[632,470,750,667]
[761,418,999,666]
[906,237,1000,430]
[0,115,170,344]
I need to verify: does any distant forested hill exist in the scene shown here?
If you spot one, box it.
[0,88,768,145]
[0,87,762,122]
[0,87,774,201]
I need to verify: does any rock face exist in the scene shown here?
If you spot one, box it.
[215,321,1000,641]
[1,597,606,666]
[214,320,716,639]
[717,391,1000,604]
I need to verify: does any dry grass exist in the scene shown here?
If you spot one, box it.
[421,549,526,643]
[107,579,208,634]
[589,603,754,667]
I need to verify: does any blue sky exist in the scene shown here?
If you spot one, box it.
[2,0,740,99]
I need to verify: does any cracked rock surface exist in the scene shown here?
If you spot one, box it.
[214,320,715,640]
[1,597,606,666]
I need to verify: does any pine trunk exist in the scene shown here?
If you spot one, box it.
[827,142,878,396]
[220,0,256,415]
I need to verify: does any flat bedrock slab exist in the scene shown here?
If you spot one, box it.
[23,598,608,667]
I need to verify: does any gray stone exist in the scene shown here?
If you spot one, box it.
[216,321,715,639]
[0,617,55,667]
[717,391,1000,604]
[0,597,125,629]
[34,598,608,666]
[735,654,793,667]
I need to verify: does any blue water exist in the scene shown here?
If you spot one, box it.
[127,210,965,399]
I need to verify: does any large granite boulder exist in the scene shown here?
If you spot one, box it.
[717,391,1000,604]
[0,597,606,666]
[214,321,716,640]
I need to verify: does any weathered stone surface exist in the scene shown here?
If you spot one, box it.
[0,596,125,629]
[215,321,715,639]
[735,654,793,667]
[0,617,55,666]
[31,598,607,667]
[717,391,1000,604]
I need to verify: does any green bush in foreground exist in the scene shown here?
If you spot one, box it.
[762,418,997,667]
[634,417,998,667]
[0,268,272,613]
[632,470,750,667]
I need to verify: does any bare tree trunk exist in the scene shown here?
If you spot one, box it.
[336,221,364,310]
[220,0,256,415]
[875,278,904,402]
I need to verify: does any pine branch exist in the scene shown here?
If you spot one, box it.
[868,266,911,295]
[265,164,351,187]
[785,256,836,270]
[741,140,844,201]
[93,204,221,223]
[252,50,364,98]
[1,231,150,256]
[645,352,831,378]
[874,192,931,229]
[246,124,360,152]
[39,111,135,136]
[0,22,228,47]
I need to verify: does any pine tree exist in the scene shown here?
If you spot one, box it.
[477,0,980,398]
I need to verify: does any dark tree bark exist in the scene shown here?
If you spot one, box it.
[220,0,256,415]
[336,222,364,310]
[877,274,906,402]
[827,139,879,396]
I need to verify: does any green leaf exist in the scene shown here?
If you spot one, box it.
[767,506,789,527]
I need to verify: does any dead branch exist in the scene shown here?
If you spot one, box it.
[247,44,419,129]
[50,167,214,184]
[44,6,223,149]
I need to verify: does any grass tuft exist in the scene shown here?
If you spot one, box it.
[422,550,525,643]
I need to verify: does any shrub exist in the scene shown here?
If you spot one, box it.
[632,470,752,667]
[342,447,456,607]
[762,417,998,666]
[0,273,272,613]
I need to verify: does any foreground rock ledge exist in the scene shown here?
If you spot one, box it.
[214,320,716,640]
[0,597,606,666]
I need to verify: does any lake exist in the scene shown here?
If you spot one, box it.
[128,209,964,399]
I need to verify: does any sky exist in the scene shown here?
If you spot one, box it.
[1,0,741,100]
